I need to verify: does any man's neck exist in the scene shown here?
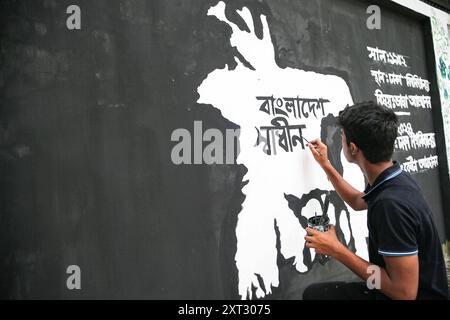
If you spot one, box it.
[360,160,394,186]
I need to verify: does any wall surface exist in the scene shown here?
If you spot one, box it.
[396,0,450,180]
[0,0,448,300]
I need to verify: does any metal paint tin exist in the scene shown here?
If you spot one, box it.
[307,216,330,232]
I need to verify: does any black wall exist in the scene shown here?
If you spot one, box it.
[0,0,447,299]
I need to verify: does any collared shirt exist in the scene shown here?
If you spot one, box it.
[363,161,448,300]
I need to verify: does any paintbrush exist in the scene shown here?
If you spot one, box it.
[321,191,331,226]
[302,136,325,158]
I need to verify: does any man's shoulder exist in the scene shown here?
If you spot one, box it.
[370,175,431,220]
[376,172,422,202]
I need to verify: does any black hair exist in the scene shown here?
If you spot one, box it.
[338,101,398,164]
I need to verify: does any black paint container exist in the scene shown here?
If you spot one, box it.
[307,216,331,265]
[307,216,330,232]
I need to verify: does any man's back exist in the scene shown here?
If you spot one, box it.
[364,163,448,299]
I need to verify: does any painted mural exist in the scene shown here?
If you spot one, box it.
[198,2,368,300]
[0,0,447,300]
[431,16,450,178]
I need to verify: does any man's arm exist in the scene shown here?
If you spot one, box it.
[305,227,419,300]
[307,139,367,211]
[335,242,419,300]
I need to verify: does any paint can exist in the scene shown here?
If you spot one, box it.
[307,216,330,233]
[307,215,331,265]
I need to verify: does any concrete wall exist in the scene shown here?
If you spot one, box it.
[394,0,450,178]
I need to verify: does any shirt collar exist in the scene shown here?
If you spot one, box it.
[363,161,402,200]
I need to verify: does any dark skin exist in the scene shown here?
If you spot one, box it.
[305,131,419,300]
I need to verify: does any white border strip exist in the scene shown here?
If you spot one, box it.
[392,0,450,22]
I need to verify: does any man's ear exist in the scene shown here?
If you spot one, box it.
[350,142,358,156]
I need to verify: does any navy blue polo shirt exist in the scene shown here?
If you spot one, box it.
[363,161,448,300]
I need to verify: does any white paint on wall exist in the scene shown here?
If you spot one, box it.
[198,1,368,300]
[392,0,450,22]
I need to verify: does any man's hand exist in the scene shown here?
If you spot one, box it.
[307,139,330,168]
[306,138,368,211]
[304,226,345,257]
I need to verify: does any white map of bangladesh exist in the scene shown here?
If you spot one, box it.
[198,1,368,300]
